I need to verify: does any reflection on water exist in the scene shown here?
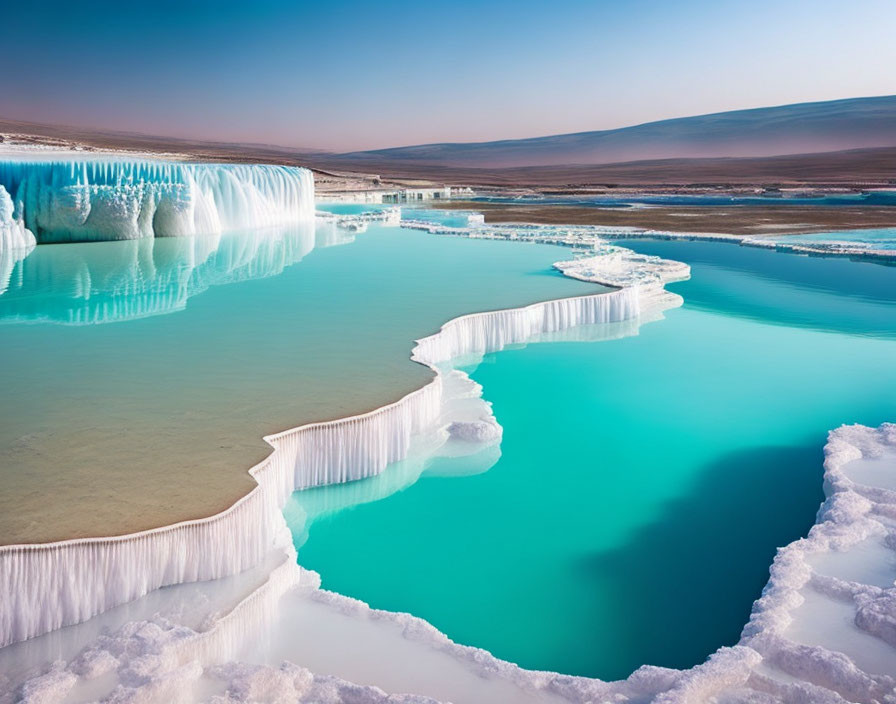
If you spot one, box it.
[617,239,896,339]
[0,221,350,325]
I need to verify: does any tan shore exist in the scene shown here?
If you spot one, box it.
[0,358,433,545]
[0,233,600,546]
[434,200,896,236]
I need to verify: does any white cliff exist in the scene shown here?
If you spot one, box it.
[0,160,315,246]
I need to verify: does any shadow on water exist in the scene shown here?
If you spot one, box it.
[576,441,824,681]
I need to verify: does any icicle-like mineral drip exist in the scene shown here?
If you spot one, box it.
[0,160,315,245]
[0,184,35,251]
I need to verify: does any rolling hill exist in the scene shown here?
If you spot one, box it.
[334,96,896,168]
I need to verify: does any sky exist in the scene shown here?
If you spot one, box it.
[2,0,895,152]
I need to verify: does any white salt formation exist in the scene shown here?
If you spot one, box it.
[316,205,402,229]
[399,216,638,247]
[725,423,896,703]
[0,185,35,294]
[412,287,641,366]
[553,246,691,289]
[0,185,35,251]
[0,160,315,246]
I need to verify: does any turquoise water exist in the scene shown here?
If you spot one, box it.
[773,227,896,250]
[618,239,896,337]
[316,202,390,215]
[292,240,896,680]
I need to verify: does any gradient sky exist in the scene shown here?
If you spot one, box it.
[2,0,895,151]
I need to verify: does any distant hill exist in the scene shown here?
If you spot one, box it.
[4,98,896,188]
[334,96,896,168]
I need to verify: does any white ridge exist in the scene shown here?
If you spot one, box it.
[0,160,315,246]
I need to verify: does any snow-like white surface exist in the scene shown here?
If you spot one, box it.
[841,449,896,492]
[808,537,896,590]
[554,245,691,289]
[0,160,315,246]
[733,423,896,703]
[0,184,35,252]
[316,206,402,228]
[412,286,641,366]
[0,185,35,294]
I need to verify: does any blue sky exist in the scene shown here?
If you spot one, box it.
[3,0,894,150]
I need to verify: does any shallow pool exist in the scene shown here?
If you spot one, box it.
[0,221,598,543]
